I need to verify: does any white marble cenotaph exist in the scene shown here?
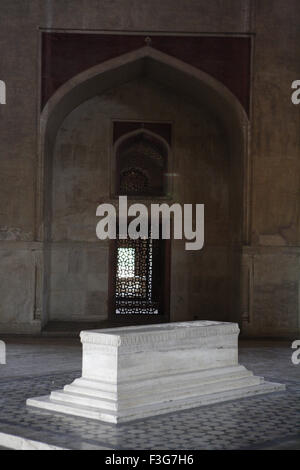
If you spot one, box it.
[27,321,285,423]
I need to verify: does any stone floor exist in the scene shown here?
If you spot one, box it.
[0,336,299,450]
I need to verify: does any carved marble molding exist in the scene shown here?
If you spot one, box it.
[80,321,240,348]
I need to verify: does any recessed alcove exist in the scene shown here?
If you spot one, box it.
[38,48,248,329]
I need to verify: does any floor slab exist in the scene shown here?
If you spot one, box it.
[0,336,299,450]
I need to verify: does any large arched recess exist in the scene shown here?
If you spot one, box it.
[37,46,250,328]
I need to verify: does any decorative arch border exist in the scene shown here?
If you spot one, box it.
[37,45,250,241]
[36,46,251,326]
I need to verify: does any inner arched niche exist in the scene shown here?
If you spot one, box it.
[38,47,249,328]
[114,130,169,197]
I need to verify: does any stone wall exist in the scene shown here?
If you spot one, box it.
[0,0,299,336]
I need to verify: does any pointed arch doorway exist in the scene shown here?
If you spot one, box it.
[38,46,249,330]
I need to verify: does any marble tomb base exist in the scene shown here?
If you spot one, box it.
[27,321,285,423]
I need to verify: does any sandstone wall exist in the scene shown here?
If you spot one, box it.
[0,0,299,336]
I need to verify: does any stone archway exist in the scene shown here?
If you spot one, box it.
[37,46,250,328]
